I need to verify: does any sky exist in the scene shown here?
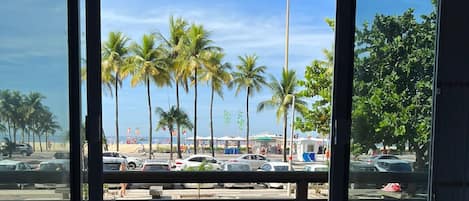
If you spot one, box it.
[0,0,435,144]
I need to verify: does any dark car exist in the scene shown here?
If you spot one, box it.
[349,161,379,189]
[362,154,399,165]
[130,160,173,189]
[14,144,33,156]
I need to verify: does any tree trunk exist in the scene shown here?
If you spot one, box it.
[33,131,36,152]
[193,68,198,154]
[246,87,250,154]
[147,78,153,159]
[210,87,215,157]
[38,134,43,152]
[13,123,16,144]
[45,133,49,151]
[176,83,182,159]
[21,128,25,144]
[283,111,288,162]
[27,129,31,144]
[169,130,173,161]
[115,72,120,152]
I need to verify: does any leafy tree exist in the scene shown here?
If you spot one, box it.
[200,51,232,157]
[296,48,333,136]
[231,55,267,153]
[102,31,130,152]
[257,69,307,162]
[155,106,193,161]
[179,24,220,154]
[122,33,171,159]
[352,9,436,170]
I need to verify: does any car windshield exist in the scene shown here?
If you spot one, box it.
[103,163,121,171]
[227,164,250,171]
[0,165,16,171]
[143,165,168,171]
[273,166,289,171]
[389,163,412,172]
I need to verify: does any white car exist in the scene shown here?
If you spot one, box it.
[228,154,269,170]
[103,151,143,169]
[175,154,221,171]
[221,162,254,188]
[303,164,328,172]
[258,162,292,189]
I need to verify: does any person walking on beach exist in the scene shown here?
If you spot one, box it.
[119,162,127,197]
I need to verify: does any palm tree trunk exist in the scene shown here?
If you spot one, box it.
[176,83,182,159]
[283,111,288,162]
[33,131,36,151]
[210,87,215,157]
[45,133,49,151]
[169,130,173,161]
[115,72,120,152]
[13,123,16,144]
[27,129,31,144]
[38,134,43,152]
[246,87,250,154]
[21,128,25,144]
[193,68,198,154]
[147,78,153,159]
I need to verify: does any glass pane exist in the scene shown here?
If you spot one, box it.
[100,0,334,200]
[349,0,437,200]
[0,0,70,200]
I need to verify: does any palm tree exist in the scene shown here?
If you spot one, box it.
[158,17,190,158]
[257,69,307,162]
[155,106,193,161]
[179,24,220,154]
[231,55,267,153]
[200,51,232,157]
[122,33,171,159]
[23,92,44,145]
[102,31,130,152]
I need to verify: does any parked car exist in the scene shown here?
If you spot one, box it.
[221,162,254,188]
[103,151,143,169]
[0,160,33,189]
[362,154,399,165]
[130,160,173,189]
[175,154,221,171]
[303,164,328,172]
[228,154,269,170]
[34,159,70,189]
[349,161,379,189]
[181,158,220,189]
[14,143,33,156]
[53,152,69,159]
[258,162,292,189]
[103,157,127,188]
[375,159,412,172]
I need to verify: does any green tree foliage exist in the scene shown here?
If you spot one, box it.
[352,9,436,170]
[296,49,333,137]
[231,54,267,153]
[0,90,60,154]
[155,106,193,161]
[258,69,307,162]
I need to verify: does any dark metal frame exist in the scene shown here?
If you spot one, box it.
[329,0,356,200]
[67,0,81,200]
[86,0,104,200]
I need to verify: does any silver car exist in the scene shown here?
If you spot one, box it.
[221,162,254,189]
[228,154,269,170]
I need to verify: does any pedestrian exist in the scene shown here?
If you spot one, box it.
[119,162,127,197]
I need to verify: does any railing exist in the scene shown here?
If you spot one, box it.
[0,171,428,201]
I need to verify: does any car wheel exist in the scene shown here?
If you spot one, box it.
[21,151,27,157]
[128,162,136,169]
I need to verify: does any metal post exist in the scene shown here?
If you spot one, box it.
[287,95,296,196]
[284,0,290,71]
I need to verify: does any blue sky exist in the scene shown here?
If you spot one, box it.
[0,0,435,143]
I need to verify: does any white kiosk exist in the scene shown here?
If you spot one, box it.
[296,137,328,161]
